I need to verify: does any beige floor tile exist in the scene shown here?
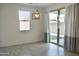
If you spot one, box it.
[0,42,79,56]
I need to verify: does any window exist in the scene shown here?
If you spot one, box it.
[19,10,31,31]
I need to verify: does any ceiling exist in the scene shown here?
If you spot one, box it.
[23,3,71,8]
[25,3,53,8]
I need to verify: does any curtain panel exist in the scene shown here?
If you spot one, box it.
[64,3,79,53]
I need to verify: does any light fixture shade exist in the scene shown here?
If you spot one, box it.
[32,10,40,20]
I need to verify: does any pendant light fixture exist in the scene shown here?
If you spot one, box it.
[32,10,40,20]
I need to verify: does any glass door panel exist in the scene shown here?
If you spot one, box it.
[49,11,58,44]
[59,9,65,46]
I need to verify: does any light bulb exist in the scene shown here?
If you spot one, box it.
[35,14,39,18]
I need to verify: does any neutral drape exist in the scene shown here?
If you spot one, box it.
[64,3,79,53]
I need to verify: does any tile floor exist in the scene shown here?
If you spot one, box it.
[0,42,79,56]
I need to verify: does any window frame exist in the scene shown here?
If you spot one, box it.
[18,10,31,31]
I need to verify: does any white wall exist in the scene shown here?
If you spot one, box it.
[0,4,45,47]
[0,3,72,47]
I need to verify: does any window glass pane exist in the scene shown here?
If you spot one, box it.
[59,9,65,23]
[49,11,58,21]
[19,10,31,31]
[59,9,65,46]
[20,21,30,31]
[19,10,30,21]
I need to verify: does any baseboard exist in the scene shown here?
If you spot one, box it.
[0,40,44,48]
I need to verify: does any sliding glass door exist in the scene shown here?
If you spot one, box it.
[49,8,65,46]
[49,11,58,44]
[59,9,65,46]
